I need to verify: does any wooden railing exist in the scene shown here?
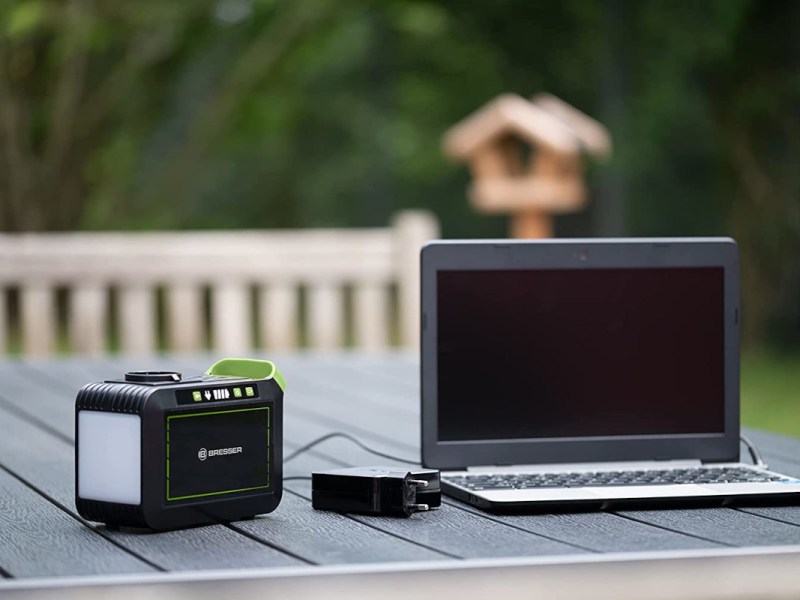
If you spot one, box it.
[0,211,439,356]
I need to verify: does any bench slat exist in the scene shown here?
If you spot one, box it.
[308,283,343,351]
[211,282,251,354]
[69,285,107,355]
[21,285,56,357]
[0,288,7,354]
[353,282,389,349]
[259,284,297,351]
[166,284,204,352]
[119,285,156,354]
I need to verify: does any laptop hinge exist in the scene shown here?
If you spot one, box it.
[464,459,703,473]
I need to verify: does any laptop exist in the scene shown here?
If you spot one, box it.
[420,238,800,511]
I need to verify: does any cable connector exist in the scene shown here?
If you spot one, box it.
[312,466,441,517]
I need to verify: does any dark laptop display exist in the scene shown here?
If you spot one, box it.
[437,267,724,442]
[422,239,800,512]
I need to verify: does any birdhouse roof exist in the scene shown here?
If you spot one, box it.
[443,93,611,160]
[530,93,612,158]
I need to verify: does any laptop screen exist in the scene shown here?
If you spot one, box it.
[437,267,725,442]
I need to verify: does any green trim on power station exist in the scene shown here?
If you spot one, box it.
[165,406,270,502]
[206,358,287,392]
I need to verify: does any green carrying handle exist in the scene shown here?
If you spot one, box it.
[205,358,286,392]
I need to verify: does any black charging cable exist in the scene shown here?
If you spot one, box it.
[740,435,768,469]
[283,432,420,483]
[284,431,420,466]
[287,432,768,471]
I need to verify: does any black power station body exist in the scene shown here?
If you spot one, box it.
[75,358,284,530]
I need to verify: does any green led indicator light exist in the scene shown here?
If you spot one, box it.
[245,386,255,397]
[233,387,243,398]
[192,391,202,402]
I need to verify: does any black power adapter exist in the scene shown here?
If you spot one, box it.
[312,467,441,517]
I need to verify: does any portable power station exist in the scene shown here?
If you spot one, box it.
[75,358,284,530]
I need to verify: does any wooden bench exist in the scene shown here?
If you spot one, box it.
[0,211,439,356]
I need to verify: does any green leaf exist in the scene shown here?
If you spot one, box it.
[5,0,47,39]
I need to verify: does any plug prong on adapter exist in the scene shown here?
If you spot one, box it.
[409,479,428,488]
[411,503,430,512]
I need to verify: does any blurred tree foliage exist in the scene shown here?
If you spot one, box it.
[0,0,798,348]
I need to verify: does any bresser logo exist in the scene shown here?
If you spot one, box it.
[197,447,243,461]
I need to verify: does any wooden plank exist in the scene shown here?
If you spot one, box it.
[353,282,389,350]
[277,418,720,557]
[1,357,190,442]
[277,395,713,560]
[0,230,395,282]
[69,285,107,355]
[393,211,439,348]
[283,454,585,559]
[0,386,450,570]
[616,507,800,547]
[745,428,800,464]
[446,498,719,553]
[118,285,156,355]
[9,549,800,600]
[0,359,452,569]
[0,404,304,572]
[0,468,154,577]
[734,455,800,528]
[307,283,343,350]
[165,284,204,352]
[211,282,251,354]
[738,505,800,528]
[232,490,448,565]
[275,359,421,454]
[285,356,420,414]
[7,354,800,579]
[75,357,457,566]
[291,484,580,559]
[259,283,298,351]
[99,520,302,571]
[20,284,55,357]
[344,354,421,392]
[52,357,588,564]
[271,357,800,555]
[0,286,7,354]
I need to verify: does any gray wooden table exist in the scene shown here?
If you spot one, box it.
[2,353,800,599]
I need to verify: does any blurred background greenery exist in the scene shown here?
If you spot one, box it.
[0,0,798,432]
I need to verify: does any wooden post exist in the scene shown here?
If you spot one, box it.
[394,211,440,349]
[507,148,566,239]
[0,287,6,355]
[511,211,552,239]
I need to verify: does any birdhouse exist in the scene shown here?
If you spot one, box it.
[443,93,611,238]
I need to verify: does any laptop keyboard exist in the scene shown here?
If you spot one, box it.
[444,467,786,491]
